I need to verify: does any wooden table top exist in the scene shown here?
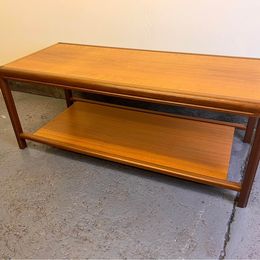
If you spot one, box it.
[1,43,260,115]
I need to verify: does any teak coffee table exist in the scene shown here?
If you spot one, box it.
[1,43,260,208]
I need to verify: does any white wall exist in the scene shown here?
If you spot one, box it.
[1,0,260,65]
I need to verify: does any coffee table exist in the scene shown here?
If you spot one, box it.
[1,43,260,208]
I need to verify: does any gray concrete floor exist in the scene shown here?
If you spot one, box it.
[0,92,259,259]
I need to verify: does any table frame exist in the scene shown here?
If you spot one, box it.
[1,77,259,208]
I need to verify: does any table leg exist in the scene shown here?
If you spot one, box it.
[243,117,257,143]
[64,89,73,107]
[238,118,260,207]
[0,79,27,149]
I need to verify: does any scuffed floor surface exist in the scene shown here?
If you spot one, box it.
[0,92,260,258]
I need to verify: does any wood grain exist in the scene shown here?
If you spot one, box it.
[1,43,260,114]
[26,101,236,189]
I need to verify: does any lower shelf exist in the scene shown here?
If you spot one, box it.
[21,101,241,191]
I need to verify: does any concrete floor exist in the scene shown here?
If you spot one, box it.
[0,91,259,258]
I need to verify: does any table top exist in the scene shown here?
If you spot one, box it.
[1,43,260,115]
